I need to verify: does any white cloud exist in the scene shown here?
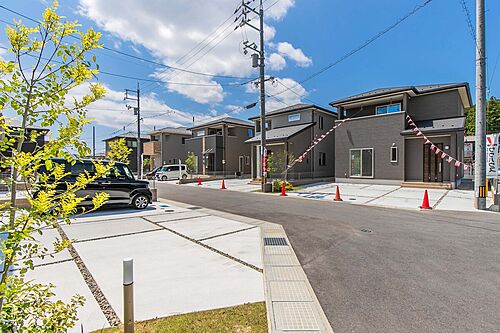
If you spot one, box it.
[78,0,296,104]
[276,42,312,67]
[267,53,286,71]
[67,83,216,131]
[246,77,307,111]
[265,0,295,21]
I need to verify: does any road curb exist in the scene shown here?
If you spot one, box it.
[158,198,334,333]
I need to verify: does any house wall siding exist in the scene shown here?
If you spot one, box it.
[270,109,313,128]
[161,134,190,165]
[335,112,406,180]
[407,90,462,121]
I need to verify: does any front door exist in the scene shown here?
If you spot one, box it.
[423,143,443,182]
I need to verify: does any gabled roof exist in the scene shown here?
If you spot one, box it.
[245,123,313,143]
[189,116,253,130]
[400,116,465,135]
[248,103,336,120]
[149,127,191,136]
[330,83,472,108]
[5,119,49,132]
[103,131,150,141]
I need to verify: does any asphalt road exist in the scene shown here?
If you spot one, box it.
[155,182,500,333]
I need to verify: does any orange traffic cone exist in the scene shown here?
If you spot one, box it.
[280,181,287,196]
[197,176,202,185]
[221,179,227,190]
[420,190,431,209]
[334,185,343,202]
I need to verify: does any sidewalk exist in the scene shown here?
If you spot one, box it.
[24,203,264,332]
[178,179,493,212]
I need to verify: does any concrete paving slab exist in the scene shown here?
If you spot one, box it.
[62,217,161,242]
[383,187,447,200]
[145,210,208,223]
[24,260,109,333]
[435,191,477,211]
[74,230,264,321]
[202,227,263,269]
[368,196,431,209]
[158,215,252,240]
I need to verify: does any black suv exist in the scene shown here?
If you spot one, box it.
[40,158,152,209]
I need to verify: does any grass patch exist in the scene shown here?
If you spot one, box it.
[91,302,267,333]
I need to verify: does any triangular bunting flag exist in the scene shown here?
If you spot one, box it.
[441,152,447,159]
[464,164,469,171]
[454,160,461,167]
[435,148,441,155]
[417,131,423,136]
[430,144,436,150]
[447,156,453,163]
[425,138,431,144]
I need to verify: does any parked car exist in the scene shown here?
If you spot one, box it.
[38,158,152,209]
[155,164,189,181]
[145,166,161,180]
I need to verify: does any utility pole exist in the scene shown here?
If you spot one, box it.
[125,83,142,178]
[474,0,486,209]
[236,0,268,192]
[92,125,96,159]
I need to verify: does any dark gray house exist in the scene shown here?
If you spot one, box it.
[0,119,48,156]
[144,127,192,169]
[185,117,253,176]
[330,83,471,189]
[246,104,337,180]
[103,131,150,173]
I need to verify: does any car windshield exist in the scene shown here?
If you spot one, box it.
[122,165,135,180]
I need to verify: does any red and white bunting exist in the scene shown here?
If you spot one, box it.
[407,114,466,170]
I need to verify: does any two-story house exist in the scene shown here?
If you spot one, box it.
[246,104,337,180]
[185,117,253,176]
[144,127,192,169]
[330,83,471,189]
[103,131,150,173]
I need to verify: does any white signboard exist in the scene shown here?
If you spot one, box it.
[486,133,499,177]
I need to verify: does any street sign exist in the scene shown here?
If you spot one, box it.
[486,133,499,177]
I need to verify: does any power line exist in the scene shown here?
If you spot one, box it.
[0,4,253,80]
[268,0,434,98]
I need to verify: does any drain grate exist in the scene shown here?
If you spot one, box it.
[361,228,372,233]
[264,237,288,246]
[187,206,203,210]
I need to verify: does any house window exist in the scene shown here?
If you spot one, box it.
[126,140,138,148]
[265,120,271,129]
[350,148,373,177]
[318,116,324,130]
[196,130,205,137]
[288,113,301,122]
[319,152,326,166]
[182,137,186,144]
[245,156,250,165]
[376,103,401,115]
[247,128,253,137]
[390,146,398,163]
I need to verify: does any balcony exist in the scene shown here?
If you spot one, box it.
[143,141,160,156]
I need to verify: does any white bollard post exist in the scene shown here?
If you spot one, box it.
[123,258,134,333]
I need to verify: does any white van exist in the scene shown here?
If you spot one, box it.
[155,164,189,181]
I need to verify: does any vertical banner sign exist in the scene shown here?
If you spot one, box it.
[262,147,267,178]
[486,134,499,177]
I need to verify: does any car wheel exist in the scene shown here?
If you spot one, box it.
[161,175,168,181]
[132,194,149,209]
[182,174,187,179]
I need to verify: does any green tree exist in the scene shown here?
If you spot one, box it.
[106,137,132,164]
[0,2,123,331]
[267,150,294,177]
[185,151,197,175]
[465,96,500,135]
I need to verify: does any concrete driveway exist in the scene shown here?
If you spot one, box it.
[24,202,264,332]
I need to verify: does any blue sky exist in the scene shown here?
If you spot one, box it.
[0,0,498,153]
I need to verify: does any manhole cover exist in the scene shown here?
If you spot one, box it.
[264,237,288,246]
[361,229,372,233]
